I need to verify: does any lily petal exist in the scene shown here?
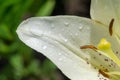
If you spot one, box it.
[16,16,112,80]
[90,0,120,37]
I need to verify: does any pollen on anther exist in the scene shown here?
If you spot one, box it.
[80,45,97,51]
[109,18,114,36]
[99,69,110,78]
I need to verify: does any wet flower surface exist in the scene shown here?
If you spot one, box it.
[16,0,120,80]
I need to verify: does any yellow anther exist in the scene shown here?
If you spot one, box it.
[98,38,111,51]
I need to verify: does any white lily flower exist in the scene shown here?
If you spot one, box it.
[16,0,120,80]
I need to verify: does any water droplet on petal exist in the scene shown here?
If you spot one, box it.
[59,58,63,61]
[64,39,68,42]
[58,53,63,61]
[75,33,78,36]
[59,56,66,62]
[42,45,47,49]
[64,22,69,26]
[79,26,83,31]
[58,53,62,56]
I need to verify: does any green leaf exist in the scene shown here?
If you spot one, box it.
[9,42,19,53]
[0,75,7,80]
[0,40,9,53]
[36,0,55,16]
[10,54,24,79]
[27,60,41,75]
[0,23,13,40]
[42,59,56,74]
[4,0,33,30]
[0,0,20,19]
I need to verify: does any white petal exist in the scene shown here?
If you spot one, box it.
[90,0,120,37]
[16,16,111,80]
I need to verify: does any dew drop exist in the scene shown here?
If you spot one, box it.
[59,58,63,61]
[58,56,65,61]
[64,39,68,42]
[79,26,83,31]
[58,53,62,56]
[58,53,63,61]
[64,22,69,26]
[75,33,78,36]
[42,45,47,49]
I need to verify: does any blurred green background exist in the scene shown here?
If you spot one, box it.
[0,0,90,80]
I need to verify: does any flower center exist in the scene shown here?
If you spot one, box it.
[80,18,120,78]
[97,38,120,77]
[81,38,120,78]
[97,38,120,67]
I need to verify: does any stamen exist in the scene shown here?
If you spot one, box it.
[97,38,120,67]
[80,45,97,51]
[99,69,110,78]
[80,38,120,67]
[109,18,114,36]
